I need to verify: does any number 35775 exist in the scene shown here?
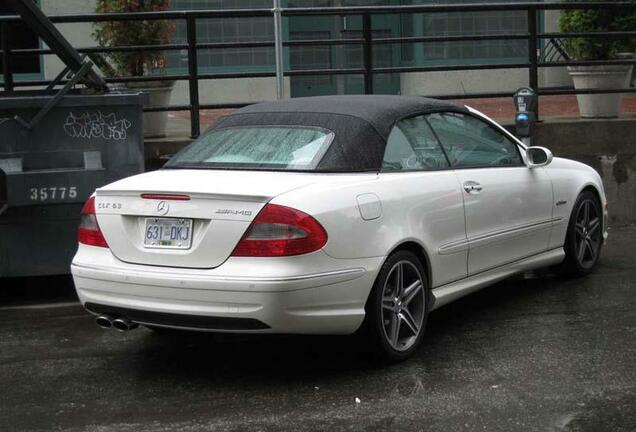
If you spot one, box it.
[29,186,78,201]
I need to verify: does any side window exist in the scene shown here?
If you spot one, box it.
[426,112,523,168]
[382,115,449,171]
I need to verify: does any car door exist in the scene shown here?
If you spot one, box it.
[426,111,553,275]
[378,114,468,287]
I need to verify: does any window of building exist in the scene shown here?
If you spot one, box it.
[290,31,333,88]
[165,0,533,91]
[168,0,274,72]
[423,10,527,63]
[342,29,394,69]
[418,0,527,64]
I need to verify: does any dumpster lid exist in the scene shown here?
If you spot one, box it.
[0,90,143,110]
[5,0,107,92]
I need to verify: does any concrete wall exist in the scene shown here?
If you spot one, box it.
[398,66,571,98]
[400,68,529,97]
[504,117,636,226]
[171,77,291,106]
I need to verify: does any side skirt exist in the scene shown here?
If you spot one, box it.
[430,248,565,311]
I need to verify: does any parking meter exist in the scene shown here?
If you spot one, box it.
[514,87,537,143]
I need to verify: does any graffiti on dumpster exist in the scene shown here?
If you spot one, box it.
[63,111,132,141]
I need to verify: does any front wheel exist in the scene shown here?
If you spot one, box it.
[559,190,603,277]
[361,250,429,363]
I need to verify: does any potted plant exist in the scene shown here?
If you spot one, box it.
[94,0,176,137]
[559,0,636,118]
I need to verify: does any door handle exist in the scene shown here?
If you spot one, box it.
[463,181,483,194]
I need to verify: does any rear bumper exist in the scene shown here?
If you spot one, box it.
[84,302,271,331]
[71,245,383,335]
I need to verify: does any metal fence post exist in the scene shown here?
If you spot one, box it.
[186,15,200,138]
[362,13,373,95]
[273,0,284,99]
[527,6,539,120]
[1,23,14,92]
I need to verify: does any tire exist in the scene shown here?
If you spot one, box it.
[558,190,603,277]
[360,250,430,363]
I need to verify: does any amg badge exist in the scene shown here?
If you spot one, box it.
[215,209,253,216]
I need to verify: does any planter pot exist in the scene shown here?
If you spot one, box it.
[125,80,176,138]
[617,52,636,87]
[568,65,633,118]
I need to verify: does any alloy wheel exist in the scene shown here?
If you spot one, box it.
[381,260,425,352]
[574,198,601,269]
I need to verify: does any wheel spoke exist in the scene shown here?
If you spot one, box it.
[381,260,426,352]
[394,263,404,297]
[588,218,600,236]
[583,201,590,225]
[402,280,422,305]
[577,238,587,262]
[382,296,394,312]
[575,222,585,237]
[585,238,597,262]
[390,313,400,346]
[400,309,419,335]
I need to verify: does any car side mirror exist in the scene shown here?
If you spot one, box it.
[526,146,553,168]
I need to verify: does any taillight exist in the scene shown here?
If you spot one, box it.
[78,196,109,248]
[231,204,327,257]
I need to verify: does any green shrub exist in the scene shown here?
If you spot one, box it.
[558,0,636,60]
[93,0,175,77]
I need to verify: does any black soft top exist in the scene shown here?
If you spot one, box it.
[213,95,468,172]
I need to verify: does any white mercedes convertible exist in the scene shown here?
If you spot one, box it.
[72,95,607,361]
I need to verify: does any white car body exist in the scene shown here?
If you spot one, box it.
[71,97,607,337]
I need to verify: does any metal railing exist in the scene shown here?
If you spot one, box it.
[1,1,635,138]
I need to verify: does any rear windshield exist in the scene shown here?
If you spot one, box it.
[165,126,334,171]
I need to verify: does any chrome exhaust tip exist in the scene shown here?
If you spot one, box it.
[95,315,114,329]
[112,317,139,332]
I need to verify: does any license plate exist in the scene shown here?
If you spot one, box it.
[144,218,193,249]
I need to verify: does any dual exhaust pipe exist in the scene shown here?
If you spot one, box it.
[95,314,138,332]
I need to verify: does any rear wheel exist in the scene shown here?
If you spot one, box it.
[361,250,429,363]
[559,190,603,276]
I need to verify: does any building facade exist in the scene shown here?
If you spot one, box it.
[4,0,569,106]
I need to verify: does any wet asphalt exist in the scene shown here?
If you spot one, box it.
[1,227,635,432]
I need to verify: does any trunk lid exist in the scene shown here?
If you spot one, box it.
[94,169,318,268]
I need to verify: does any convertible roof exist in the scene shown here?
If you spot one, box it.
[213,95,468,172]
[230,95,462,139]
